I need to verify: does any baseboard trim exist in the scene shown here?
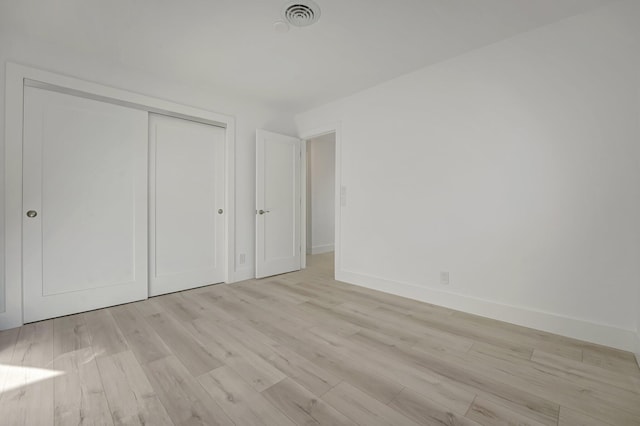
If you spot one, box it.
[310,244,334,255]
[0,314,22,331]
[233,268,255,282]
[336,269,636,352]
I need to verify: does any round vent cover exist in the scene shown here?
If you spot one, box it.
[282,1,321,27]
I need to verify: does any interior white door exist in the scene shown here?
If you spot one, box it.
[149,114,226,296]
[255,129,301,278]
[22,86,148,323]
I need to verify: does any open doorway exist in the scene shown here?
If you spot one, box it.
[305,132,336,274]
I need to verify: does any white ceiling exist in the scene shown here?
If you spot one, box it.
[1,0,615,111]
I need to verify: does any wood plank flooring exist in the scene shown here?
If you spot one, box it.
[1,252,639,425]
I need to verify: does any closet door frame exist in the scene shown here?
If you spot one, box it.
[2,63,236,330]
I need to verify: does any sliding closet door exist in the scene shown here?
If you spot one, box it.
[22,87,148,323]
[149,114,226,296]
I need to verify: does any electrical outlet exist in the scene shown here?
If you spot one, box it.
[440,271,450,285]
[239,253,246,265]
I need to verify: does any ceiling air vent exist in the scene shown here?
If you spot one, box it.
[282,1,321,27]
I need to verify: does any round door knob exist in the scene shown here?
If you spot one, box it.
[218,209,223,214]
[259,209,270,215]
[26,210,38,218]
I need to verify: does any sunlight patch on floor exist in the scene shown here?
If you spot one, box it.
[0,364,64,393]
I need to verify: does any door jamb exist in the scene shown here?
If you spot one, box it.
[299,124,341,274]
[2,63,236,330]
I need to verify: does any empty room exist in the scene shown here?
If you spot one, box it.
[1,0,639,425]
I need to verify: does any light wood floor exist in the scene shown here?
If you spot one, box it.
[1,253,639,425]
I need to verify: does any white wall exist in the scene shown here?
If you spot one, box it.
[296,0,640,351]
[307,133,336,254]
[636,270,640,365]
[636,294,640,366]
[0,36,296,314]
[637,91,640,367]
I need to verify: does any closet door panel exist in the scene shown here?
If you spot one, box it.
[149,114,225,296]
[23,86,148,323]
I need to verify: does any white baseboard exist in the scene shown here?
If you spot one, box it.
[0,313,22,331]
[233,268,255,282]
[310,244,334,255]
[336,269,637,352]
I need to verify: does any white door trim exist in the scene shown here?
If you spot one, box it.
[2,63,236,330]
[299,123,341,274]
[301,139,307,268]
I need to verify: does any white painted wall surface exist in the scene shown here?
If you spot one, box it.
[636,297,640,366]
[296,1,640,350]
[636,269,640,365]
[307,134,336,254]
[637,88,640,367]
[0,38,296,312]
